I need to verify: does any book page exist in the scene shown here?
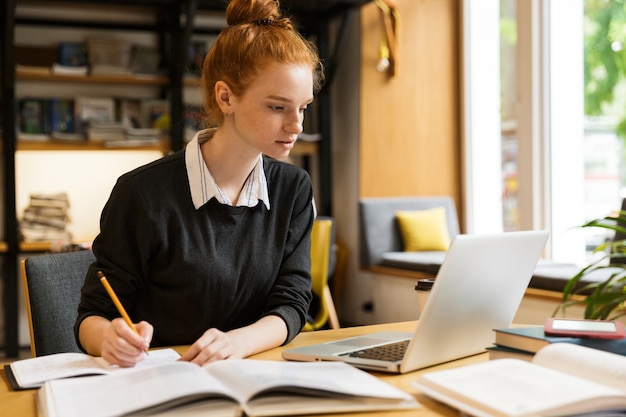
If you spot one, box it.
[415,358,625,417]
[11,353,107,388]
[39,362,240,417]
[11,348,180,388]
[533,342,626,392]
[91,347,181,369]
[205,359,413,403]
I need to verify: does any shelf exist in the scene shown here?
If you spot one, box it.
[0,241,53,253]
[16,68,170,85]
[10,139,316,155]
[184,76,201,87]
[291,140,318,156]
[16,139,170,153]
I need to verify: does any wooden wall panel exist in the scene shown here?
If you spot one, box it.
[359,0,460,206]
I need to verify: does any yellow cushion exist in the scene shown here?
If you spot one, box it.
[395,207,450,251]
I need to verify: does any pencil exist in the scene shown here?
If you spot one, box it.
[98,271,149,354]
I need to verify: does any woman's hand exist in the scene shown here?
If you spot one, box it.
[100,318,153,367]
[179,328,244,365]
[179,316,289,366]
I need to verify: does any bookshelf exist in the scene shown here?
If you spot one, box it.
[1,0,369,357]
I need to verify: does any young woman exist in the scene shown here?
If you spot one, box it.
[75,0,323,367]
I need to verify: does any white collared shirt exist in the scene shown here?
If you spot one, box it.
[185,129,271,210]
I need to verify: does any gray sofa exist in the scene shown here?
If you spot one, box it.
[358,196,615,294]
[359,196,459,276]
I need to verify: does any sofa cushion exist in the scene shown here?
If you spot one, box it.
[380,251,448,275]
[378,256,615,295]
[530,261,622,295]
[396,207,450,251]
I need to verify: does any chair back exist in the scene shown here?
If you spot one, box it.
[21,250,95,357]
[303,217,334,331]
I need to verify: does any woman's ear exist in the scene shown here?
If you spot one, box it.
[215,80,234,116]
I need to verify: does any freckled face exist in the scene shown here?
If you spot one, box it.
[229,62,314,159]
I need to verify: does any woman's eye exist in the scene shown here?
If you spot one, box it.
[270,105,284,111]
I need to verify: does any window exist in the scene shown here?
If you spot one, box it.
[466,0,620,264]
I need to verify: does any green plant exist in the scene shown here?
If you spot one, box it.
[554,211,626,320]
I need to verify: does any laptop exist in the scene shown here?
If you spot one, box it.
[282,230,549,374]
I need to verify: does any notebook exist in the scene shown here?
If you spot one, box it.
[282,230,549,374]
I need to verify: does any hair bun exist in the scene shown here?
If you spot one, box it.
[226,0,281,27]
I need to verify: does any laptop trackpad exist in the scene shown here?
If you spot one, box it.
[327,332,413,348]
[330,337,391,348]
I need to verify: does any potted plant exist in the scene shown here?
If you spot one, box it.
[554,211,626,320]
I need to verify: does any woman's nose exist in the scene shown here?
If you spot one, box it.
[284,115,303,135]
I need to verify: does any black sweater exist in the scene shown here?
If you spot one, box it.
[75,151,313,349]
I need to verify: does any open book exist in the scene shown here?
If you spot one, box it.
[37,359,419,417]
[414,342,626,417]
[5,348,180,390]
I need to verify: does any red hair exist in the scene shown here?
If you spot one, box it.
[202,0,323,126]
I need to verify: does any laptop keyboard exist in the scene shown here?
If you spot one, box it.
[343,340,409,362]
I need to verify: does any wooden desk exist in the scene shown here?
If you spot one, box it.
[1,321,488,416]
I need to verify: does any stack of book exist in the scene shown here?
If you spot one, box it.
[489,325,626,361]
[87,36,132,76]
[86,120,125,142]
[105,127,161,148]
[19,193,72,243]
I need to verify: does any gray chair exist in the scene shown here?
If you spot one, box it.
[21,250,95,357]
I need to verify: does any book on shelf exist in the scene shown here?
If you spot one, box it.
[105,138,160,148]
[5,348,180,390]
[118,98,143,129]
[58,41,87,67]
[18,98,51,135]
[18,132,51,142]
[87,36,132,76]
[37,359,419,417]
[74,96,115,134]
[50,98,75,134]
[494,325,626,355]
[414,342,626,417]
[141,99,170,131]
[18,98,80,140]
[86,121,125,142]
[130,44,161,75]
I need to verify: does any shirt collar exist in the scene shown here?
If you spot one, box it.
[185,129,271,210]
